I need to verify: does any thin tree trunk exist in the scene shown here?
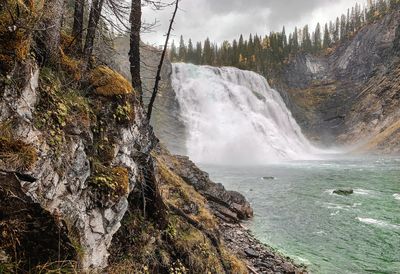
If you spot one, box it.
[129,0,142,98]
[41,0,64,64]
[147,0,179,120]
[72,0,84,53]
[83,0,105,68]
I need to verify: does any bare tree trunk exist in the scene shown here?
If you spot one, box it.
[41,0,64,64]
[84,0,105,68]
[72,0,84,53]
[129,0,142,98]
[147,0,179,120]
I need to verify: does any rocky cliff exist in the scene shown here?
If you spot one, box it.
[0,17,306,274]
[273,11,400,153]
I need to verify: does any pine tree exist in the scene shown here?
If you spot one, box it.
[313,23,322,51]
[195,42,202,65]
[187,39,194,63]
[202,38,212,65]
[178,35,187,61]
[302,25,312,51]
[323,23,332,49]
[170,40,178,62]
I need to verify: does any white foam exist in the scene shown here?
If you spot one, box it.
[353,188,374,196]
[357,217,400,230]
[393,194,400,201]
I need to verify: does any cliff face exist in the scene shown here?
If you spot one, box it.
[274,11,400,152]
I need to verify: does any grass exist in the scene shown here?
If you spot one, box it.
[0,122,37,171]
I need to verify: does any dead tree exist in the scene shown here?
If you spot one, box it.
[72,0,85,53]
[147,0,179,120]
[129,0,143,97]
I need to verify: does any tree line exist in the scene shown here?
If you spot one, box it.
[169,0,400,75]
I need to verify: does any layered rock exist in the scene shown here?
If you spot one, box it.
[273,11,400,152]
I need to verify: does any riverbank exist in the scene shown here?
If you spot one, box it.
[157,147,308,273]
[220,220,307,274]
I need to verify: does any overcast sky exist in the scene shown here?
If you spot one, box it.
[142,0,368,46]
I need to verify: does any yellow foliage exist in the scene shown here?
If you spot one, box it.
[60,48,82,80]
[90,66,134,97]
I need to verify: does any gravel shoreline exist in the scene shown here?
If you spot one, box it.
[220,221,308,274]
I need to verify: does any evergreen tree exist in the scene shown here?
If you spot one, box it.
[187,38,195,63]
[314,23,322,51]
[195,41,202,65]
[202,38,213,65]
[170,40,178,61]
[323,23,331,48]
[178,35,187,61]
[302,25,312,51]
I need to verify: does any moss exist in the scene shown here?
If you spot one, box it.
[34,68,92,150]
[60,48,82,81]
[89,66,134,97]
[89,162,129,202]
[0,0,43,72]
[0,126,38,171]
[60,31,74,50]
[114,100,135,124]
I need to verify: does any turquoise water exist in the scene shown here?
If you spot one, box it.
[201,156,400,274]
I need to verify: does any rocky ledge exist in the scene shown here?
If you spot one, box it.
[155,146,307,274]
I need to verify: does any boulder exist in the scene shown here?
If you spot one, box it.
[333,188,354,196]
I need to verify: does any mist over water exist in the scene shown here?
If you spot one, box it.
[171,63,325,165]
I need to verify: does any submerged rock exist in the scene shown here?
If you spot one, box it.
[333,188,354,196]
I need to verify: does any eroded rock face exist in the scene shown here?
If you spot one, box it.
[0,172,76,269]
[0,62,155,270]
[274,11,400,151]
[156,147,253,223]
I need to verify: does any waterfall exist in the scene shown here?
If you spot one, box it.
[171,63,322,165]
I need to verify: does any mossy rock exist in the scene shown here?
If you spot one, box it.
[89,162,130,204]
[90,66,134,97]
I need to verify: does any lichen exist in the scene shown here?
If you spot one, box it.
[89,65,134,97]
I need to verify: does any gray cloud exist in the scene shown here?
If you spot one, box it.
[142,0,366,46]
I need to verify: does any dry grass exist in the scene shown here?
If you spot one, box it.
[90,66,134,97]
[0,137,38,171]
[156,158,217,230]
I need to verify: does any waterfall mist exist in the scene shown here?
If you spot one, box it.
[172,63,324,165]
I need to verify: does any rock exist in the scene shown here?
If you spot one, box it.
[333,188,354,196]
[155,147,254,222]
[244,248,259,258]
[262,176,276,180]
